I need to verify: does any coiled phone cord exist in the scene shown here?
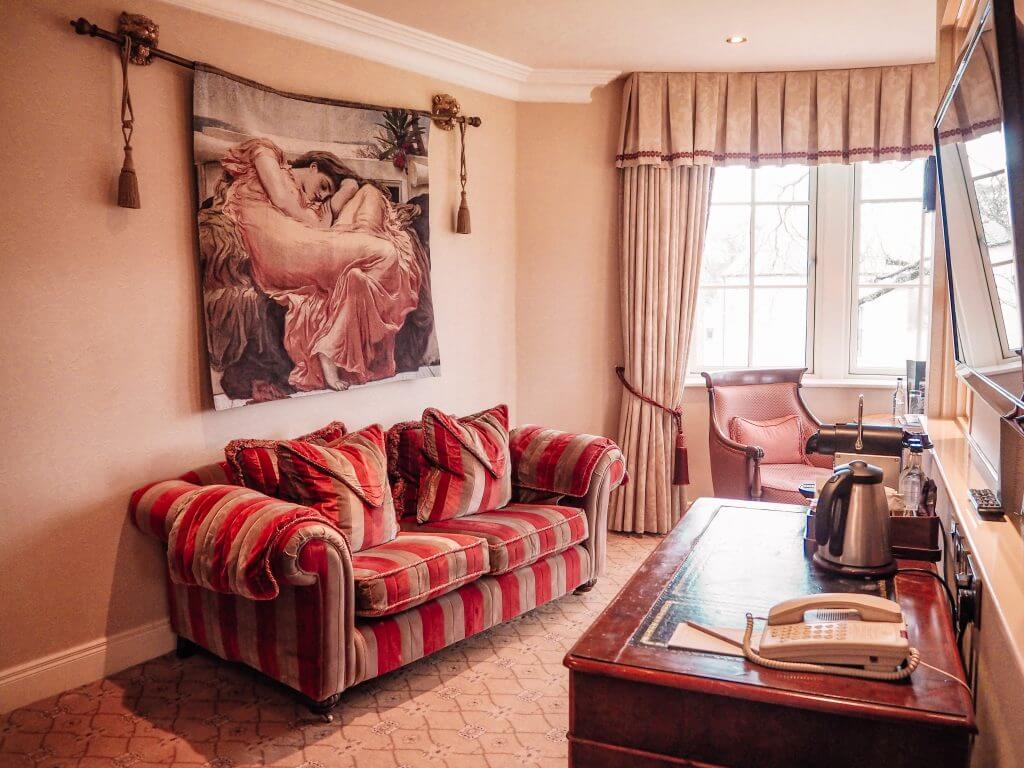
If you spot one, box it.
[741,613,922,681]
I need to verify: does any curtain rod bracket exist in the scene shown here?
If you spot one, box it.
[431,94,482,130]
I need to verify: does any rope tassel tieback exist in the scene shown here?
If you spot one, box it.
[117,35,140,208]
[615,366,689,485]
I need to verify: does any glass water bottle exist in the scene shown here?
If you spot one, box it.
[893,377,907,418]
[899,443,925,515]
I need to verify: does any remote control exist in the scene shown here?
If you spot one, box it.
[969,488,1003,517]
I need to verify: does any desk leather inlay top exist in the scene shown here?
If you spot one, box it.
[633,506,890,647]
[567,498,975,725]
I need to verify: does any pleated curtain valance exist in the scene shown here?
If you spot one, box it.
[616,65,936,168]
[937,29,1001,145]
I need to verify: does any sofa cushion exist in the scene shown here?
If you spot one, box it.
[404,504,588,575]
[417,405,513,523]
[351,532,489,617]
[353,545,591,681]
[759,463,833,505]
[276,425,397,552]
[225,421,347,497]
[386,420,427,518]
[729,415,804,465]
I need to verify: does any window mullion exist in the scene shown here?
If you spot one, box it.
[747,170,756,367]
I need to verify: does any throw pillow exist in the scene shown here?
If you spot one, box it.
[225,421,347,497]
[729,415,804,465]
[275,424,397,551]
[417,404,512,523]
[385,420,428,518]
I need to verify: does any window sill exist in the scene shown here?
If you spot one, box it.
[684,375,897,390]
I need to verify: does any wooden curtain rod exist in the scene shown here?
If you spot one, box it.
[71,17,194,69]
[68,16,482,128]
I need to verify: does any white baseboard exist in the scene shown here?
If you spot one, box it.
[0,620,175,713]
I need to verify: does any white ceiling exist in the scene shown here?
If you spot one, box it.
[341,0,936,72]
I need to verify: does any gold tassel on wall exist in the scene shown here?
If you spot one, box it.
[117,35,140,209]
[456,121,471,234]
[430,94,480,234]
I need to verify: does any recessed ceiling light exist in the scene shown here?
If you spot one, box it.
[725,35,748,44]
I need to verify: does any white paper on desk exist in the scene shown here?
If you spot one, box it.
[667,623,761,658]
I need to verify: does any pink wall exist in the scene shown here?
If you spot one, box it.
[0,0,518,679]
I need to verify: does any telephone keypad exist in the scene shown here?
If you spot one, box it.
[768,622,849,643]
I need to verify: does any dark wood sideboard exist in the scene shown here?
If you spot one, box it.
[565,498,975,768]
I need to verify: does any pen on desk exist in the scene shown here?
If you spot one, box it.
[684,620,745,649]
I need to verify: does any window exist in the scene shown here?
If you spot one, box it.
[691,165,814,369]
[962,131,1020,356]
[689,159,933,379]
[850,159,933,373]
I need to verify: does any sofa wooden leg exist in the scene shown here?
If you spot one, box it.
[574,579,597,594]
[175,636,198,659]
[308,693,343,723]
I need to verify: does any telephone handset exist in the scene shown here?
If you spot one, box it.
[742,593,920,681]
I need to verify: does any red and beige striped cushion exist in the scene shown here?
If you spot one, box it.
[354,545,590,681]
[224,420,347,497]
[276,425,397,552]
[510,425,627,497]
[404,504,588,575]
[350,532,488,617]
[417,405,512,523]
[386,420,427,518]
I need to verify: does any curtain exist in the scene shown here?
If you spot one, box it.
[616,67,935,169]
[611,165,712,534]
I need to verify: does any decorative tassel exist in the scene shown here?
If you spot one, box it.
[118,146,140,209]
[456,191,471,234]
[456,121,471,234]
[673,430,690,486]
[117,36,140,209]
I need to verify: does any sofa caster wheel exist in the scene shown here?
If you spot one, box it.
[308,693,342,721]
[574,579,597,594]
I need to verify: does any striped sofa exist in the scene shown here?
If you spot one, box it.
[129,424,626,718]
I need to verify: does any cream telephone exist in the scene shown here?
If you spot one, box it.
[741,593,920,682]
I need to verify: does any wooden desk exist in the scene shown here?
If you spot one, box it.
[565,498,975,768]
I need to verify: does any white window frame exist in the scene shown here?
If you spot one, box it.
[848,162,933,376]
[688,161,933,384]
[692,167,818,373]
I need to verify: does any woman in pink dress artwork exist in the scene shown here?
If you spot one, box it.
[216,137,424,391]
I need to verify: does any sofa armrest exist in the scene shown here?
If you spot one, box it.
[129,481,348,600]
[574,450,622,577]
[509,426,625,579]
[509,425,627,498]
[131,480,359,699]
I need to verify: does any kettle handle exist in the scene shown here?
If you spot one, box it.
[815,466,853,548]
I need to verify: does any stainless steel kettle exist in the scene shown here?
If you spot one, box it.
[813,460,894,577]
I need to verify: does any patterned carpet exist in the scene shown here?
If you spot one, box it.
[0,533,661,768]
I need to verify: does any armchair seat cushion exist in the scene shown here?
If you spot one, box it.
[759,463,833,505]
[402,503,588,575]
[351,532,489,618]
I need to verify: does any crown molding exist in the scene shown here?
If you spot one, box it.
[161,0,621,102]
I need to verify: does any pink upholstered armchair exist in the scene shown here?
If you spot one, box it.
[701,368,833,504]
